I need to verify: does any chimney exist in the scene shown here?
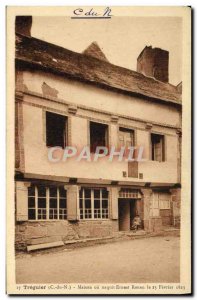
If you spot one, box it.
[137,46,169,83]
[15,16,32,37]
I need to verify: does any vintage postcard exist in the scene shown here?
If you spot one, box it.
[6,6,191,295]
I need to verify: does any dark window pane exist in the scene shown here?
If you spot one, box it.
[84,189,91,199]
[38,198,46,208]
[28,197,35,208]
[85,199,91,209]
[151,133,164,162]
[42,214,46,220]
[94,189,100,199]
[102,212,108,218]
[85,211,91,219]
[94,199,100,208]
[60,198,67,208]
[46,111,66,148]
[59,187,66,198]
[102,189,108,199]
[37,186,46,197]
[49,209,58,219]
[79,199,83,209]
[28,209,35,220]
[90,122,108,153]
[79,189,83,199]
[38,209,46,220]
[102,200,108,208]
[50,198,57,208]
[49,187,57,198]
[94,211,101,218]
[28,186,35,197]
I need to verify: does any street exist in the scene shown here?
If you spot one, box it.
[16,235,180,283]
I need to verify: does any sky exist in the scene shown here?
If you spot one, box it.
[32,16,182,86]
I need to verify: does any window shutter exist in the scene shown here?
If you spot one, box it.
[16,181,29,221]
[152,193,160,217]
[159,193,171,209]
[110,187,119,219]
[66,185,79,221]
[128,161,138,178]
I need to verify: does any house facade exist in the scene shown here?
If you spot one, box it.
[15,17,182,250]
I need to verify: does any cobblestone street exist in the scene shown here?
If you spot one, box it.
[16,235,180,284]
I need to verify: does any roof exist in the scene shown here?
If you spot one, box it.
[15,33,182,105]
[82,41,109,62]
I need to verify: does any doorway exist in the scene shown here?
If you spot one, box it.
[118,199,137,231]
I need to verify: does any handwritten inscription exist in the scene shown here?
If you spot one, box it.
[73,7,113,18]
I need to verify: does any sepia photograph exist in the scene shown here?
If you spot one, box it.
[6,6,191,295]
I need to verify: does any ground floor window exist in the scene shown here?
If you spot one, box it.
[150,192,171,216]
[28,186,67,220]
[159,193,171,210]
[79,188,109,220]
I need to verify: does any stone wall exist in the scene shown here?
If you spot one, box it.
[15,219,118,250]
[160,209,172,226]
[171,188,181,228]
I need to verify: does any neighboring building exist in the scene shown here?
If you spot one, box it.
[15,17,182,250]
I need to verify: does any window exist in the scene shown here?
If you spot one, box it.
[46,111,67,148]
[79,188,109,219]
[159,193,171,210]
[150,193,160,217]
[151,133,165,162]
[119,189,139,199]
[118,128,137,178]
[119,127,134,148]
[90,122,108,153]
[28,186,67,220]
[150,192,171,216]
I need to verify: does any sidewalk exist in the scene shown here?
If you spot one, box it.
[16,226,180,257]
[63,226,180,248]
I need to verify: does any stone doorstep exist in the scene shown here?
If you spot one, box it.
[64,236,114,245]
[27,241,64,252]
[63,231,150,245]
[116,230,147,237]
[27,236,62,245]
[25,227,180,252]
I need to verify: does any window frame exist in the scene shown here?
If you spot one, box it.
[28,186,67,221]
[79,188,109,220]
[118,127,135,148]
[150,192,171,216]
[150,132,165,162]
[159,193,171,210]
[45,111,68,149]
[89,121,109,154]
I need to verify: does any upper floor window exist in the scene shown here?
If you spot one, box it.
[151,133,165,162]
[90,121,108,153]
[118,127,135,147]
[46,111,67,148]
[28,186,67,221]
[79,188,109,220]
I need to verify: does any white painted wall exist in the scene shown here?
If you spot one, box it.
[22,70,181,127]
[19,69,180,184]
[23,103,179,184]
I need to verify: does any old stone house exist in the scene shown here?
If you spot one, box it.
[15,17,182,250]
